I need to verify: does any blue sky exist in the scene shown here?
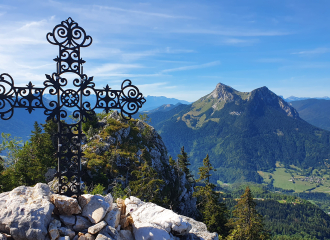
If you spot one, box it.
[0,0,329,102]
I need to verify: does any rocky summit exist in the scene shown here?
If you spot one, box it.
[0,184,218,240]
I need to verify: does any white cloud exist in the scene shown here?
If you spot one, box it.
[222,38,259,46]
[172,28,291,37]
[291,48,330,55]
[91,63,143,75]
[161,61,220,73]
[95,5,192,19]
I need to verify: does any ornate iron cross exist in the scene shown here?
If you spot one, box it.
[0,18,146,196]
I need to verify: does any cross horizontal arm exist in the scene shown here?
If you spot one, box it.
[0,73,48,120]
[92,80,146,119]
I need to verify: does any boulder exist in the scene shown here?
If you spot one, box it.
[95,233,113,240]
[104,207,121,228]
[99,225,118,240]
[88,221,107,234]
[58,227,76,239]
[73,216,92,232]
[126,197,192,238]
[59,215,76,227]
[0,183,54,240]
[104,194,114,211]
[48,219,61,240]
[180,216,219,240]
[78,233,95,240]
[51,194,82,215]
[79,195,110,224]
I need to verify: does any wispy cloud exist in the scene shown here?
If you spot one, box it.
[161,61,220,73]
[291,48,330,55]
[279,62,330,70]
[95,5,192,19]
[172,28,291,37]
[256,58,284,63]
[222,38,259,46]
[92,63,143,75]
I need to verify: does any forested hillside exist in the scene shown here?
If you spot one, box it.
[147,83,330,183]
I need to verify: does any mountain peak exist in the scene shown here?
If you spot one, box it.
[207,82,237,101]
[250,86,299,118]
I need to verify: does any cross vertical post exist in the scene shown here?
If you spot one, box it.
[0,18,146,197]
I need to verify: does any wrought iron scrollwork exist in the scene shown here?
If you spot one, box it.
[0,18,146,197]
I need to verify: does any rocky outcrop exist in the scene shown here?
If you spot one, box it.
[0,186,218,240]
[0,183,54,240]
[82,111,197,218]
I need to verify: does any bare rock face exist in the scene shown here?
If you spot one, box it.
[51,194,82,215]
[0,183,54,240]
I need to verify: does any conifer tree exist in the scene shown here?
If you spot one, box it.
[129,161,165,205]
[177,146,192,178]
[194,154,229,236]
[226,186,270,240]
[14,121,56,186]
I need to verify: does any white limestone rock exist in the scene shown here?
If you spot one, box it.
[88,221,107,234]
[95,233,113,240]
[0,183,54,240]
[79,195,110,224]
[51,194,82,215]
[180,216,219,240]
[48,219,61,240]
[124,196,142,213]
[104,193,114,212]
[73,216,92,232]
[59,215,76,227]
[126,197,192,239]
[78,233,95,240]
[104,207,121,228]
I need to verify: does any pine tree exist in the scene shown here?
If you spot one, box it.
[226,186,270,240]
[14,121,57,186]
[177,146,192,178]
[129,161,165,205]
[193,154,229,236]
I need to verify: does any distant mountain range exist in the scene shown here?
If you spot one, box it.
[43,94,190,112]
[281,96,330,102]
[146,83,330,183]
[0,95,190,141]
[289,99,330,131]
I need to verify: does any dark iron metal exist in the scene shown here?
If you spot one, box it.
[0,18,146,196]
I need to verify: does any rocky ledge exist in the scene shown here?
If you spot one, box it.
[0,184,218,240]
